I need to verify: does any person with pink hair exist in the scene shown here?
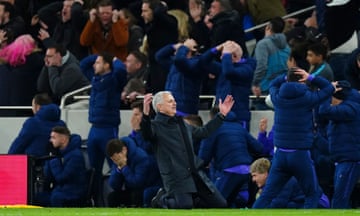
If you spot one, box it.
[0,34,44,116]
[0,34,39,66]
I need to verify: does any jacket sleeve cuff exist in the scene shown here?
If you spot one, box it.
[211,47,218,54]
[218,113,226,120]
[307,74,315,82]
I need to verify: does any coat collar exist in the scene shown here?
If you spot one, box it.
[155,113,180,124]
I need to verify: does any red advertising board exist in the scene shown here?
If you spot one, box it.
[0,155,29,205]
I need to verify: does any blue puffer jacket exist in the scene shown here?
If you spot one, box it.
[79,54,96,81]
[88,57,127,127]
[199,112,263,171]
[156,44,205,114]
[44,134,87,200]
[129,130,153,154]
[200,48,256,122]
[319,89,360,162]
[109,137,160,190]
[270,75,334,149]
[8,104,66,157]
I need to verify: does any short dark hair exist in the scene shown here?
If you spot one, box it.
[289,43,309,70]
[130,100,143,111]
[142,0,161,10]
[120,8,138,26]
[97,0,113,8]
[215,0,232,12]
[98,52,114,71]
[307,42,328,60]
[48,43,67,56]
[33,93,52,106]
[0,2,15,19]
[106,139,126,157]
[268,17,285,33]
[129,50,148,68]
[52,126,71,137]
[287,67,302,82]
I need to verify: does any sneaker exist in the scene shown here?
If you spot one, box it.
[151,188,166,208]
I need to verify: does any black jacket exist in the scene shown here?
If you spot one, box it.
[38,1,88,59]
[143,4,178,93]
[141,112,224,195]
[210,10,248,56]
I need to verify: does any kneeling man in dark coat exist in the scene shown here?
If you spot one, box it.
[141,91,234,209]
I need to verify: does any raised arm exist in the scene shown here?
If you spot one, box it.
[218,95,235,117]
[141,93,155,141]
[143,93,152,116]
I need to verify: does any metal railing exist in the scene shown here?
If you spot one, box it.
[244,5,316,33]
[72,94,218,108]
[59,85,92,109]
[0,106,32,110]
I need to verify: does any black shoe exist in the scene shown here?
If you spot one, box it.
[151,188,166,208]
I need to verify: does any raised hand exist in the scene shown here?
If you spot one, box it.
[0,30,7,44]
[332,81,342,93]
[222,41,234,54]
[183,38,197,52]
[173,42,183,51]
[218,95,234,116]
[31,14,39,26]
[294,68,309,82]
[259,118,268,133]
[38,28,50,41]
[112,9,119,23]
[89,8,97,23]
[143,93,153,115]
[252,86,261,97]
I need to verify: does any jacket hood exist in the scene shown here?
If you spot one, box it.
[278,82,308,99]
[36,104,61,121]
[60,134,82,155]
[268,33,288,49]
[120,136,137,160]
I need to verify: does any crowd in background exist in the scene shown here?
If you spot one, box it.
[2,0,360,209]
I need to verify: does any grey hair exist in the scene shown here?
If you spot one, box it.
[152,91,172,113]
